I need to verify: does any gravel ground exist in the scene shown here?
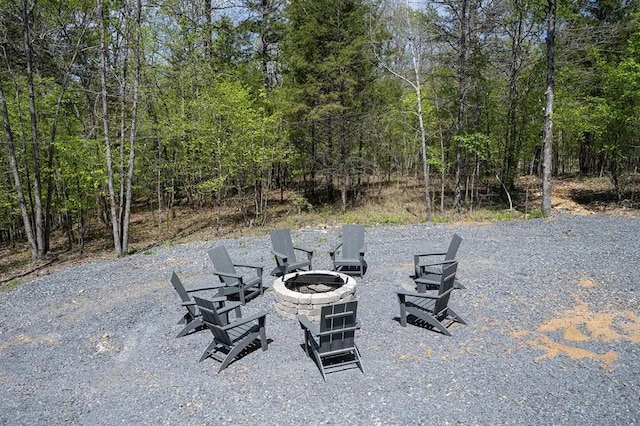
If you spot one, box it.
[1,213,638,425]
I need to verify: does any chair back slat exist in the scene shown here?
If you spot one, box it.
[341,224,364,260]
[434,261,458,313]
[193,296,232,345]
[171,272,197,317]
[445,234,463,261]
[271,229,297,263]
[208,246,239,286]
[318,301,358,354]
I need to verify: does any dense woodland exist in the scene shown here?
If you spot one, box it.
[0,0,638,259]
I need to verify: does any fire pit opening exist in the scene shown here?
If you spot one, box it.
[272,270,357,321]
[284,272,346,294]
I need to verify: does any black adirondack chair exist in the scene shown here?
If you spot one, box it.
[270,228,313,277]
[193,296,268,373]
[297,301,364,381]
[329,224,368,277]
[170,271,240,338]
[396,261,466,336]
[413,233,465,290]
[208,246,264,305]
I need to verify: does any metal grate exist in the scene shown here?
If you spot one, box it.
[284,273,346,294]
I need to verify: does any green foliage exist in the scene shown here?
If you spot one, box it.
[454,133,493,160]
[1,0,638,255]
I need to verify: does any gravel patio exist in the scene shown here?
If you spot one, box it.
[1,213,638,425]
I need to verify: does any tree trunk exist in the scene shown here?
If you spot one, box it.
[503,0,524,190]
[542,0,555,216]
[408,1,432,221]
[99,0,122,256]
[121,0,142,255]
[453,0,469,211]
[22,0,45,258]
[0,80,39,259]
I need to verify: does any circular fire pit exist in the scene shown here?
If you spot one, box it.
[272,270,357,321]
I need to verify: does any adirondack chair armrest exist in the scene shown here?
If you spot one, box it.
[414,252,447,261]
[217,300,243,316]
[185,283,226,293]
[396,288,442,300]
[297,314,319,335]
[271,249,288,263]
[182,294,227,307]
[416,259,458,268]
[234,263,263,278]
[233,263,264,271]
[359,242,367,256]
[212,269,243,281]
[293,246,314,255]
[234,262,262,270]
[329,242,343,256]
[222,311,267,330]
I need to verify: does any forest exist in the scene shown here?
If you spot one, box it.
[1,0,639,260]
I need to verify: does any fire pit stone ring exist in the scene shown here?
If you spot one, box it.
[272,270,357,321]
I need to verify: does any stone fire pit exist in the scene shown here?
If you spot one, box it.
[272,270,357,321]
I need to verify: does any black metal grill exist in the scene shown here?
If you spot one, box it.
[284,273,346,294]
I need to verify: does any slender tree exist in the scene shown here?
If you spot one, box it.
[542,0,555,215]
[376,0,434,219]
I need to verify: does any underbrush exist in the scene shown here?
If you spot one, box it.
[0,175,636,287]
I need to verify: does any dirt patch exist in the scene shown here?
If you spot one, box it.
[518,174,640,216]
[512,292,640,370]
[577,278,598,288]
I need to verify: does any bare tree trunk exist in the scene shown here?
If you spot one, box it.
[453,0,469,211]
[409,15,432,221]
[99,0,122,256]
[378,0,433,220]
[43,12,89,253]
[21,0,45,258]
[121,0,142,254]
[542,0,555,216]
[0,80,39,259]
[503,0,524,190]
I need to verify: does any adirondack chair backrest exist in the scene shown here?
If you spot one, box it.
[318,301,358,354]
[171,271,198,318]
[434,261,458,314]
[271,229,297,262]
[341,224,364,260]
[445,234,463,261]
[208,246,239,286]
[193,296,232,345]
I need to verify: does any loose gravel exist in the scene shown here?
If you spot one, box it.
[1,213,638,425]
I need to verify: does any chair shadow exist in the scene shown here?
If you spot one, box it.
[391,316,455,335]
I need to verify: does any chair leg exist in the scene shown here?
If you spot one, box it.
[239,284,246,306]
[303,331,311,356]
[199,339,219,362]
[354,345,365,374]
[446,307,467,325]
[419,314,452,336]
[397,296,408,327]
[259,324,268,351]
[314,352,327,382]
[454,279,466,290]
[176,317,203,338]
[177,312,191,325]
[218,333,259,372]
